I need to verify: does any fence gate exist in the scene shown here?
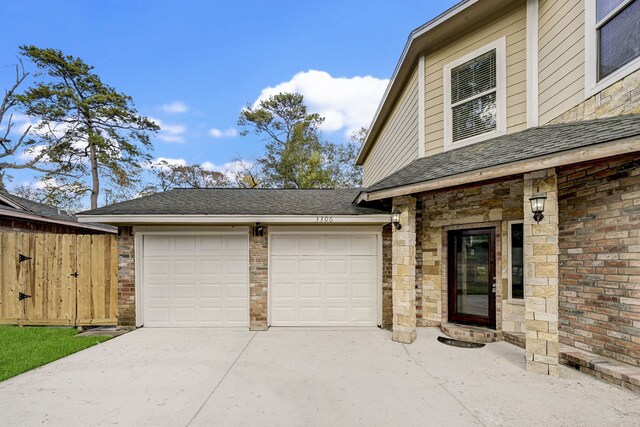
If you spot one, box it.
[0,233,118,326]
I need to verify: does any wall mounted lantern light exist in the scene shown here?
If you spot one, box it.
[529,193,547,223]
[391,209,402,230]
[255,222,264,236]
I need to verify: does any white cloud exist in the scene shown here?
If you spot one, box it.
[147,157,187,170]
[252,70,389,136]
[209,128,238,138]
[150,117,187,144]
[157,134,186,143]
[202,160,253,181]
[160,101,188,114]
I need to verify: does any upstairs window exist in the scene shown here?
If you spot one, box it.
[444,38,506,150]
[597,0,640,80]
[586,0,640,95]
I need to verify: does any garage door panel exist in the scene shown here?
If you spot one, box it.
[200,284,222,298]
[225,235,249,252]
[174,307,196,322]
[270,233,379,327]
[325,259,348,274]
[174,236,197,251]
[299,259,322,274]
[225,258,249,275]
[173,260,196,275]
[352,307,375,322]
[200,308,222,322]
[200,236,223,251]
[299,283,322,298]
[143,235,248,327]
[351,236,378,255]
[325,236,348,252]
[326,283,348,298]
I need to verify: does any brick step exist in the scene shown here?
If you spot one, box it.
[440,322,500,343]
[560,345,640,393]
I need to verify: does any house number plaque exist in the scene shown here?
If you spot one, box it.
[316,216,333,222]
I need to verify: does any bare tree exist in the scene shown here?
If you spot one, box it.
[0,62,73,189]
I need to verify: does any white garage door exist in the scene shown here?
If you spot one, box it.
[270,233,379,327]
[143,234,248,327]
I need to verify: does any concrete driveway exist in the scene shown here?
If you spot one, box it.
[0,328,638,427]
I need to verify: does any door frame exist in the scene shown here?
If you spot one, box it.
[447,227,496,328]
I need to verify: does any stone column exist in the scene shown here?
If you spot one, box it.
[523,169,560,377]
[117,226,136,328]
[249,226,269,331]
[392,195,417,344]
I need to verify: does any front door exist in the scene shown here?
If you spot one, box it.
[448,228,496,328]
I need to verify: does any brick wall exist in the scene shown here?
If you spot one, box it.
[249,226,268,331]
[420,178,524,327]
[117,226,136,327]
[382,224,393,328]
[558,154,640,366]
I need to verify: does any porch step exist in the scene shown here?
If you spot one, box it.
[440,323,500,343]
[560,344,640,393]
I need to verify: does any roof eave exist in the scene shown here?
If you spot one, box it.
[76,214,391,225]
[361,137,640,201]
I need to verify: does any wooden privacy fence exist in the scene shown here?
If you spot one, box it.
[0,233,118,326]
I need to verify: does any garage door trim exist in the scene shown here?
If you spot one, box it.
[133,226,250,327]
[268,226,383,327]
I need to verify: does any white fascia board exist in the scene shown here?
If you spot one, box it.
[76,214,391,225]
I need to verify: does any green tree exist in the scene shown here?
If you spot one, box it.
[17,45,159,209]
[238,92,335,188]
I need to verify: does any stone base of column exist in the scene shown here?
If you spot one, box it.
[249,322,268,331]
[392,327,417,344]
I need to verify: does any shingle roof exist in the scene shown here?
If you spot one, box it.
[0,190,116,232]
[0,190,77,222]
[79,188,387,216]
[365,114,640,193]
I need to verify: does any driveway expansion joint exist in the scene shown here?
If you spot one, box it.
[185,331,257,427]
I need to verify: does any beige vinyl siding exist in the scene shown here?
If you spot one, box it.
[424,4,528,157]
[363,66,419,187]
[538,0,585,125]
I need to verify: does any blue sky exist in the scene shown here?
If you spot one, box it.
[0,0,458,194]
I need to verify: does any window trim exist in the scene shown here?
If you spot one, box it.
[443,37,507,151]
[585,0,640,97]
[508,220,524,301]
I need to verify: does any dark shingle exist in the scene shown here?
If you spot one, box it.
[79,188,386,216]
[0,190,77,222]
[365,115,640,193]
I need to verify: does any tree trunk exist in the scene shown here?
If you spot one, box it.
[88,141,100,209]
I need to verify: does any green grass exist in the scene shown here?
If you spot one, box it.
[0,326,111,382]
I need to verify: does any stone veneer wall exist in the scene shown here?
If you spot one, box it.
[382,224,393,328]
[392,196,417,343]
[415,198,423,324]
[420,178,524,327]
[523,169,560,377]
[558,154,640,366]
[249,226,269,331]
[117,226,136,327]
[549,69,640,125]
